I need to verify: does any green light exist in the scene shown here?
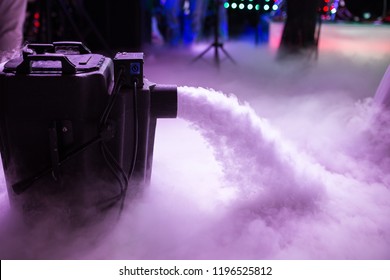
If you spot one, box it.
[247,3,253,10]
[264,4,270,11]
[363,12,371,19]
[224,2,229,9]
[232,2,237,9]
[272,4,278,10]
[255,4,260,10]
[239,3,245,9]
[265,0,270,2]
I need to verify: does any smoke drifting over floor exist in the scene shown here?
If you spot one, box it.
[1,23,390,259]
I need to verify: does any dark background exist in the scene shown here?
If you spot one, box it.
[23,0,390,54]
[345,0,388,18]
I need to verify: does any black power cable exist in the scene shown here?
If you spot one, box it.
[12,135,102,194]
[99,67,124,127]
[96,66,133,213]
[118,80,139,215]
[97,71,140,217]
[13,67,128,204]
[12,66,127,194]
[11,59,142,219]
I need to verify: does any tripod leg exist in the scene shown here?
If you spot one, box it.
[56,0,87,43]
[45,0,53,42]
[220,45,237,64]
[73,0,111,52]
[191,43,215,63]
[214,43,220,68]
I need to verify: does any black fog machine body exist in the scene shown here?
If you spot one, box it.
[0,42,177,224]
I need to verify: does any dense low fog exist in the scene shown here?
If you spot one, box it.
[1,22,390,259]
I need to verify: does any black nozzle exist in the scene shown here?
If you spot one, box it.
[150,84,178,118]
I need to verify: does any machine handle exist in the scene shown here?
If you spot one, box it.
[26,43,55,54]
[53,41,91,54]
[24,42,91,55]
[16,54,76,74]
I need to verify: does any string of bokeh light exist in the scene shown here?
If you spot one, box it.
[223,0,279,12]
[223,0,342,19]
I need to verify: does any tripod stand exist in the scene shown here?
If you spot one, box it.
[41,0,111,53]
[192,0,236,68]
